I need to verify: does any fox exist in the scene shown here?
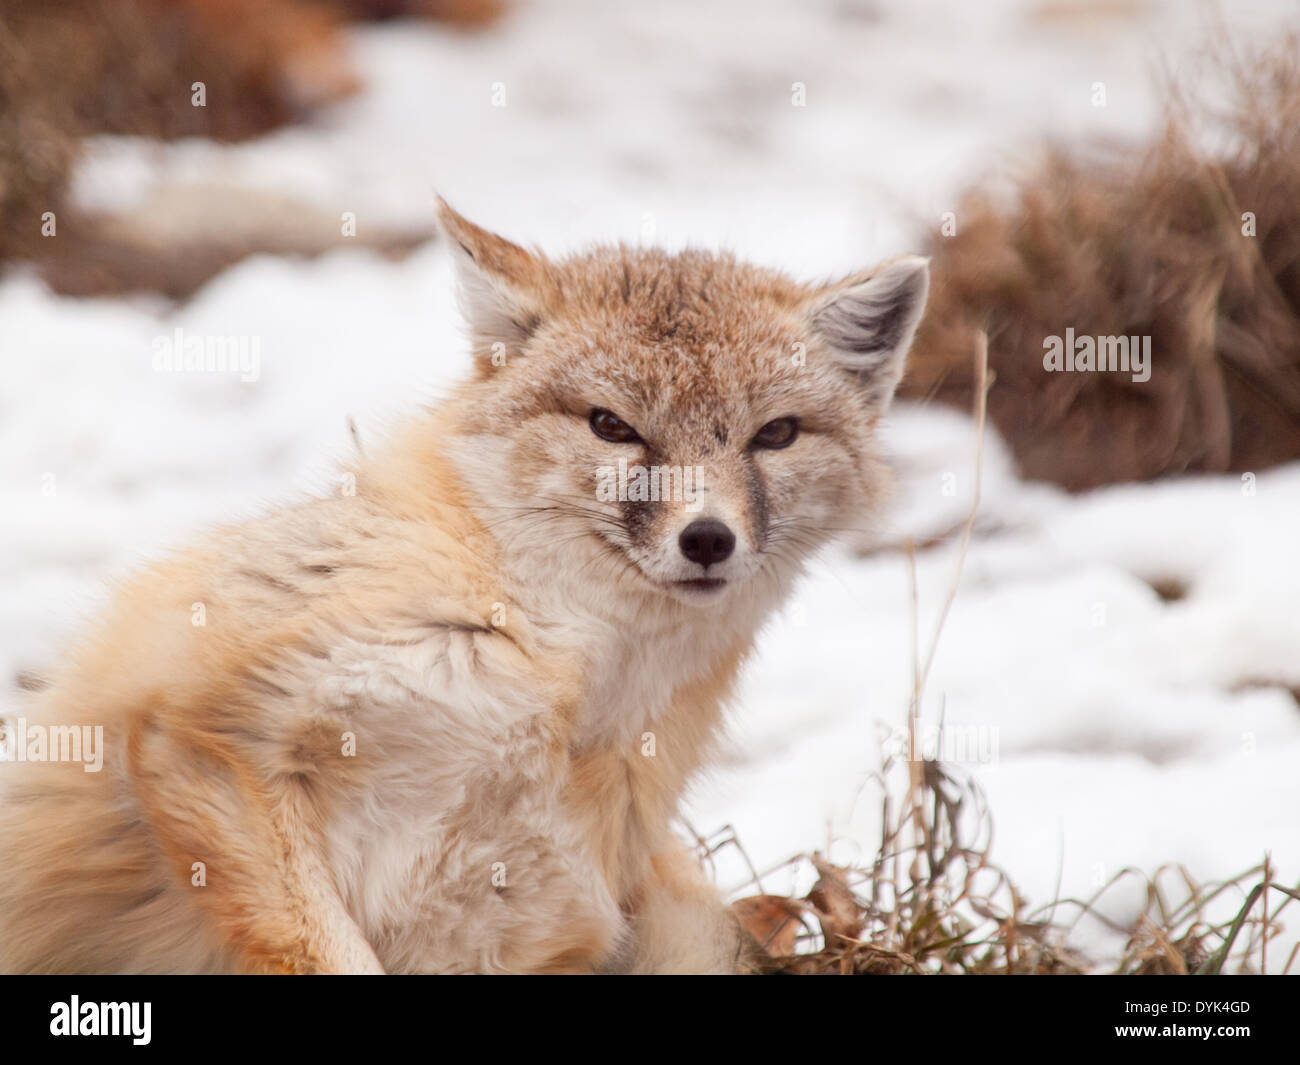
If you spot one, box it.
[0,201,929,974]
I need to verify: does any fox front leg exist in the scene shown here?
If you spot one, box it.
[620,842,762,974]
[128,716,384,974]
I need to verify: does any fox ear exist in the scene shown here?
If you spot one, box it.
[807,256,929,408]
[436,198,549,370]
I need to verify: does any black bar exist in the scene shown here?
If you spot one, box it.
[1,974,1287,1053]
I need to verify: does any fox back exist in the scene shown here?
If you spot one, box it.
[0,203,928,973]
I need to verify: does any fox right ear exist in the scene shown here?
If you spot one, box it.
[807,256,930,411]
[436,198,550,370]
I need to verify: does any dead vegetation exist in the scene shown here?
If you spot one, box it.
[723,771,1300,974]
[903,28,1300,489]
[0,0,356,272]
[315,0,505,25]
[0,0,499,297]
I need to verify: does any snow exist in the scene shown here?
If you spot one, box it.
[5,0,1300,970]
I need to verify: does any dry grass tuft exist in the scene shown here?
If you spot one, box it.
[903,28,1300,489]
[0,0,503,296]
[0,0,358,287]
[312,0,507,27]
[724,778,1300,974]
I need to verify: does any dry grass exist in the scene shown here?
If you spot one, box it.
[723,776,1300,974]
[0,0,501,297]
[903,26,1300,489]
[0,0,356,289]
[311,0,506,26]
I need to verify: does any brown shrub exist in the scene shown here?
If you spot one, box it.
[310,0,506,26]
[903,32,1300,489]
[0,0,361,274]
[2,1,356,145]
[0,0,504,294]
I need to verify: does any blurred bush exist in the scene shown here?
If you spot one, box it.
[905,31,1300,488]
[0,0,501,292]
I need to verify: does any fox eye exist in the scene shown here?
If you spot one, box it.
[750,417,799,450]
[590,408,641,443]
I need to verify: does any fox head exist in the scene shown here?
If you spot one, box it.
[437,200,928,613]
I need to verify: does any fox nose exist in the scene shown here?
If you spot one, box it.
[678,519,736,568]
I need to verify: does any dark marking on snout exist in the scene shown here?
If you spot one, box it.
[744,456,770,548]
[618,445,659,548]
[622,496,655,543]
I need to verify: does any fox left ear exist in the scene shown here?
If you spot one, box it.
[435,197,550,371]
[807,256,930,408]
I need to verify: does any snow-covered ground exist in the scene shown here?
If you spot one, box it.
[4,0,1299,969]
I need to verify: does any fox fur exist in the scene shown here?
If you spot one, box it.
[0,202,928,974]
